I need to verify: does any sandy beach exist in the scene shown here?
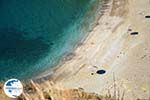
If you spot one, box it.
[0,0,150,99]
[40,0,150,99]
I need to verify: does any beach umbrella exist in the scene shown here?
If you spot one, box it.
[96,70,106,75]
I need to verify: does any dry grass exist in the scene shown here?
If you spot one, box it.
[0,80,149,100]
[0,80,112,100]
[19,80,111,100]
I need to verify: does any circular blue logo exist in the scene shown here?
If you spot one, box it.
[3,79,23,98]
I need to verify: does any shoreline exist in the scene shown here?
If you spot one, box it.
[34,0,110,81]
[35,0,123,90]
[0,0,108,83]
[46,0,115,81]
[41,0,114,81]
[36,0,150,99]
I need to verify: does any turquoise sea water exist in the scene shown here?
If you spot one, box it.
[0,0,102,80]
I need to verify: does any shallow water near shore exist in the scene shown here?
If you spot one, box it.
[0,0,102,80]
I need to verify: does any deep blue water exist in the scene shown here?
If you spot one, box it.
[0,0,102,80]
